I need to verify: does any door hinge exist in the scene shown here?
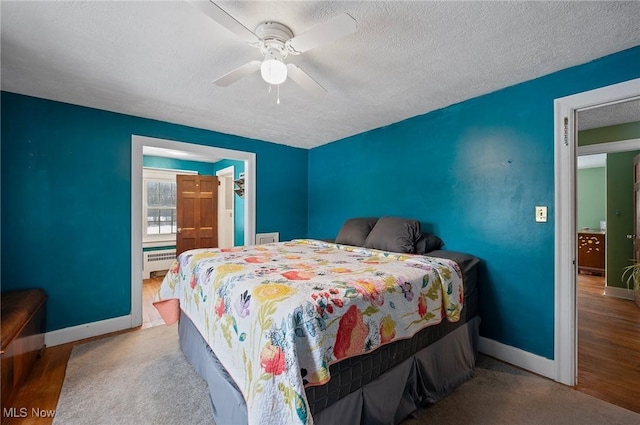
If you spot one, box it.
[563,117,569,146]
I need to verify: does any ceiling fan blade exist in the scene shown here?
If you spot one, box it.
[187,0,261,44]
[286,64,327,96]
[287,14,357,54]
[213,61,261,86]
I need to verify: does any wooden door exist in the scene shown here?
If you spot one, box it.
[176,175,218,256]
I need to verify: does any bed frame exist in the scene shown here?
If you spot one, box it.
[177,250,480,425]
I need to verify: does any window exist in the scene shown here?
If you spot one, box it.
[146,180,177,235]
[143,168,196,245]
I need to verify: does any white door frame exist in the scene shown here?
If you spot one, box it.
[554,78,640,385]
[216,165,235,248]
[131,135,256,327]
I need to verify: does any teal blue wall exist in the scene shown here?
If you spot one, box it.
[1,93,308,332]
[308,46,640,359]
[212,159,246,246]
[3,46,639,355]
[577,167,606,231]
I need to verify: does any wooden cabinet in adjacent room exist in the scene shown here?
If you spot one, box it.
[578,231,605,275]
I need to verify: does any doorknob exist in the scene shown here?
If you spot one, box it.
[177,228,182,234]
[627,234,636,239]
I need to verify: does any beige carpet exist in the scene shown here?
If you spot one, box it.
[54,324,213,425]
[403,355,640,425]
[54,325,640,425]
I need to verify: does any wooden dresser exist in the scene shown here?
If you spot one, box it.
[1,289,47,422]
[577,231,605,275]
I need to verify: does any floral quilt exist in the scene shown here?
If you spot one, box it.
[153,239,464,425]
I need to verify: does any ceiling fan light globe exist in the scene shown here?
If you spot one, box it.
[260,58,287,85]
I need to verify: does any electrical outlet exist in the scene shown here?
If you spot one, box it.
[535,206,547,223]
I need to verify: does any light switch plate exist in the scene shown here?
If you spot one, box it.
[535,206,547,223]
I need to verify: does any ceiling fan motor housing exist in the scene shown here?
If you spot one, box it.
[255,22,295,58]
[262,48,285,64]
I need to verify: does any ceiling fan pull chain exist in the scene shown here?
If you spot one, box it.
[277,85,281,105]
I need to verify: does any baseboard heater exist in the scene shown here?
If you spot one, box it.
[143,249,176,279]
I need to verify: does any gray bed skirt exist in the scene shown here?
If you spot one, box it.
[179,312,480,425]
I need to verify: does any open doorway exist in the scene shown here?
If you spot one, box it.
[139,159,220,328]
[131,135,256,329]
[216,166,236,248]
[574,108,640,411]
[555,82,640,412]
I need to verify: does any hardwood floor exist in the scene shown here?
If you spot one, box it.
[4,275,638,424]
[142,277,164,329]
[577,273,640,413]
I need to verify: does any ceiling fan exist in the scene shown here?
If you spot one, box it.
[187,0,358,98]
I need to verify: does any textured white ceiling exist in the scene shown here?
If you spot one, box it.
[2,1,639,149]
[578,99,640,131]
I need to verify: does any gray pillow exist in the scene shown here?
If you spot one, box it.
[335,217,379,247]
[414,233,444,254]
[364,216,421,253]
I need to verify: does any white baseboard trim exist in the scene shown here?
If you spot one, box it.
[603,285,634,300]
[479,336,555,380]
[44,315,133,347]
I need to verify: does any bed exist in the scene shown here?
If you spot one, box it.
[154,217,480,425]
